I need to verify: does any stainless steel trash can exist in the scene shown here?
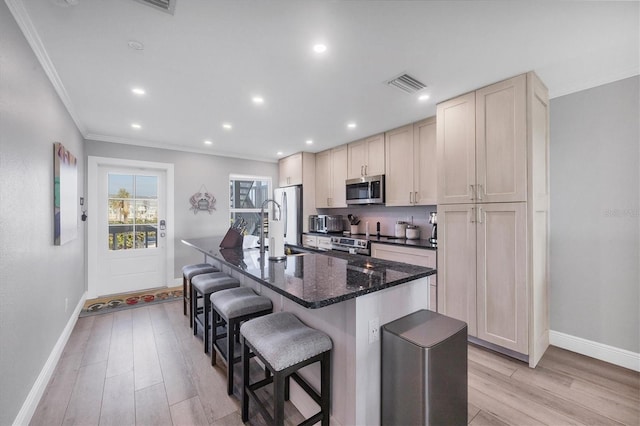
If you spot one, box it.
[381,309,467,425]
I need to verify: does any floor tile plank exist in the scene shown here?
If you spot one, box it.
[135,382,173,426]
[99,371,135,426]
[169,396,209,426]
[61,360,107,426]
[132,307,163,391]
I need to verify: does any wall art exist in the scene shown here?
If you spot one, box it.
[54,142,78,245]
[189,184,216,214]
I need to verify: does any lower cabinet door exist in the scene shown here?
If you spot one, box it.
[437,204,477,336]
[475,202,528,354]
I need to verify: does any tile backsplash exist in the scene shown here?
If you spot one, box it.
[317,205,437,238]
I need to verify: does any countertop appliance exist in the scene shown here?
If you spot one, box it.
[274,185,302,246]
[346,175,385,205]
[309,214,343,234]
[330,236,370,255]
[428,211,437,244]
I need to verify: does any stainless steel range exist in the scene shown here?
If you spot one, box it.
[330,236,370,255]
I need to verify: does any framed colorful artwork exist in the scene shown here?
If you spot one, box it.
[54,142,78,245]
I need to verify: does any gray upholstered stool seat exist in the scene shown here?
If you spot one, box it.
[240,312,332,425]
[181,263,218,316]
[191,272,240,353]
[210,287,273,394]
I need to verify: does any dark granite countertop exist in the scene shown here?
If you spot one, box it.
[182,237,435,309]
[305,232,438,250]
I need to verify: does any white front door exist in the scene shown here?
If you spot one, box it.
[88,157,174,298]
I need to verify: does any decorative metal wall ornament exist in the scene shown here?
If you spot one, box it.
[189,184,216,214]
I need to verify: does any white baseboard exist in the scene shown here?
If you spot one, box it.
[550,330,640,372]
[13,292,87,426]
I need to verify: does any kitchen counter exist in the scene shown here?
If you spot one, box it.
[182,236,435,309]
[182,235,435,425]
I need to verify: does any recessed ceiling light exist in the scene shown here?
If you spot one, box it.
[222,123,232,130]
[252,96,264,104]
[347,123,357,129]
[204,140,213,145]
[306,139,313,145]
[313,44,327,53]
[127,40,144,51]
[418,94,430,101]
[131,123,141,129]
[277,151,283,156]
[132,87,146,95]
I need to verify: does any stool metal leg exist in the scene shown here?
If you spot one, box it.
[183,276,188,315]
[273,372,286,426]
[203,295,210,353]
[191,285,198,334]
[211,310,219,366]
[226,318,236,395]
[241,337,250,422]
[321,351,331,426]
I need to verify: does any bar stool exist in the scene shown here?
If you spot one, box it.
[240,312,332,426]
[191,272,240,353]
[210,287,273,395]
[182,263,219,316]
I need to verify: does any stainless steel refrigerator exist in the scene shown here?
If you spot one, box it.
[273,185,302,246]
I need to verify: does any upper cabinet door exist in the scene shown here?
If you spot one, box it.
[278,153,303,187]
[315,150,331,208]
[476,74,527,203]
[347,139,366,179]
[364,133,385,176]
[385,124,415,206]
[331,145,348,208]
[437,92,476,204]
[347,134,385,179]
[413,117,437,206]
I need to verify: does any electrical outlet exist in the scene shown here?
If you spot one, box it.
[368,317,380,344]
[65,297,68,313]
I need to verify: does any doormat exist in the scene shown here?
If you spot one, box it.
[79,286,183,317]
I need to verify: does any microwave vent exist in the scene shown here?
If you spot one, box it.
[386,73,427,94]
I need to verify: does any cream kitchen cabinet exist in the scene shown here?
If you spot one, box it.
[438,203,527,354]
[315,146,347,208]
[436,72,550,367]
[385,117,437,206]
[279,152,302,187]
[371,243,437,311]
[347,133,385,179]
[437,74,527,205]
[278,152,315,232]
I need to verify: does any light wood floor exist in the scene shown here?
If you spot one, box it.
[31,300,639,426]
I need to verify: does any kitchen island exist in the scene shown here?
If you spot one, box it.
[182,237,436,426]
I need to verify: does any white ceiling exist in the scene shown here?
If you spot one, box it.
[8,0,639,162]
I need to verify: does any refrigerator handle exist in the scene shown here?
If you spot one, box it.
[282,192,288,237]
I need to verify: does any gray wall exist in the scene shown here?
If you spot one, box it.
[550,75,639,353]
[0,3,87,424]
[84,141,278,278]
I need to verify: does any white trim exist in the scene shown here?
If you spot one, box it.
[85,133,278,163]
[5,0,86,135]
[550,330,640,372]
[12,292,87,426]
[87,156,175,298]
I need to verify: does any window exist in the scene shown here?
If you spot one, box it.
[107,173,158,250]
[229,175,271,236]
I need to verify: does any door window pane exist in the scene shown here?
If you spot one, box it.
[229,175,271,237]
[108,174,158,250]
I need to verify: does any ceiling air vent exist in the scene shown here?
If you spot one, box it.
[133,0,176,15]
[386,73,427,94]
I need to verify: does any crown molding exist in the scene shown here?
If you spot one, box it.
[84,133,278,163]
[5,0,87,135]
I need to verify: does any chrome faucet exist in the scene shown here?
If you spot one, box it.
[259,199,282,257]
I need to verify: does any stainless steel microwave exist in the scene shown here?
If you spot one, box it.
[346,175,385,205]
